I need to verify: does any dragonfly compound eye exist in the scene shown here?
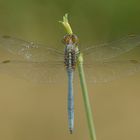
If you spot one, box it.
[71,34,78,44]
[62,34,79,45]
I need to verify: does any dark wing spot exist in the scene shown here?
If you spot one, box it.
[2,35,11,39]
[128,34,136,37]
[129,60,139,64]
[2,60,11,63]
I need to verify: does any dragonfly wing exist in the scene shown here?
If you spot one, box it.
[83,60,140,83]
[0,60,67,84]
[82,35,140,62]
[0,35,64,62]
[0,35,67,84]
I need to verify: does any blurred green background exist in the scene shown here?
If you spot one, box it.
[0,0,140,140]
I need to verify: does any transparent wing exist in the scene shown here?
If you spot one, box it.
[0,35,66,83]
[0,35,64,62]
[0,35,140,84]
[82,35,140,62]
[83,60,140,83]
[0,60,67,84]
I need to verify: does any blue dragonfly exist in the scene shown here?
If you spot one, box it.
[0,34,140,133]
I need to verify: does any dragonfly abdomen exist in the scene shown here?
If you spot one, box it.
[67,69,74,133]
[64,49,77,133]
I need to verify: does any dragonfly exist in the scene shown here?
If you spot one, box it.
[0,34,140,133]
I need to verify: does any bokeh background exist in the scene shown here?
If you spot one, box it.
[0,0,140,140]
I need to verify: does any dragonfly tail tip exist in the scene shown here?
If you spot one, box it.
[69,129,73,134]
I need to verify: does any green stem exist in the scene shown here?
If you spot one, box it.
[77,54,96,140]
[60,14,96,140]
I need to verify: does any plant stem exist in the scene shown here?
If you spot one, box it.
[60,14,97,140]
[77,54,96,140]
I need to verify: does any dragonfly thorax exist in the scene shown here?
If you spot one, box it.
[64,45,79,70]
[63,34,79,70]
[66,44,76,51]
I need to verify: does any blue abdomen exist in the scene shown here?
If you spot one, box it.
[67,68,74,133]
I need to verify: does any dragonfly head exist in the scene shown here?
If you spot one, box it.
[62,34,78,45]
